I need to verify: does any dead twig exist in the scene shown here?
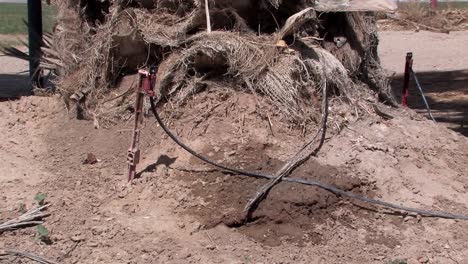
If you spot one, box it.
[101,77,136,103]
[0,204,50,232]
[57,242,80,262]
[277,8,316,40]
[204,0,212,33]
[267,114,274,136]
[387,15,450,34]
[299,36,324,41]
[1,249,58,264]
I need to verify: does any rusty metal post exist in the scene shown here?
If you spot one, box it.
[127,67,157,181]
[127,72,147,181]
[402,52,413,107]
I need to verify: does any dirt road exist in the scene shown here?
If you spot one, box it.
[379,31,468,136]
[379,31,468,73]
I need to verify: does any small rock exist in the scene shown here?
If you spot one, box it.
[206,245,216,250]
[374,255,385,260]
[88,241,98,247]
[226,151,236,156]
[70,235,85,242]
[83,153,98,165]
[417,256,429,263]
[192,222,202,232]
[444,244,450,249]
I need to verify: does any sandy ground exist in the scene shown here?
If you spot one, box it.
[0,31,467,264]
[379,31,468,136]
[379,31,468,73]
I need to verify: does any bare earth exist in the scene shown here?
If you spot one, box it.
[0,31,467,264]
[379,31,468,136]
[379,31,468,73]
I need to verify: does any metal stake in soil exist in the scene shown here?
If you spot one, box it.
[127,67,157,181]
[402,52,413,107]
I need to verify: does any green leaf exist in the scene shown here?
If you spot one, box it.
[36,225,49,239]
[34,193,47,205]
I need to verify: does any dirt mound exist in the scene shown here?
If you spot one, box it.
[182,157,371,246]
[1,92,468,263]
[141,85,380,246]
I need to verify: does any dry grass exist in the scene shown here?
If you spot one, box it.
[396,1,466,30]
[154,31,358,121]
[40,0,391,125]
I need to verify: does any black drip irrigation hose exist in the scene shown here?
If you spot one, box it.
[149,97,468,221]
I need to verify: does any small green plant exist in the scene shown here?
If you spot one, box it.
[36,224,49,241]
[34,193,47,206]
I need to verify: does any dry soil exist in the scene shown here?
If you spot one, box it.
[0,31,467,264]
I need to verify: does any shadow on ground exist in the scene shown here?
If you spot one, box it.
[391,70,468,136]
[0,74,31,98]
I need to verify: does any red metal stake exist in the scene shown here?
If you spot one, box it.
[430,0,437,10]
[127,67,157,181]
[402,52,413,107]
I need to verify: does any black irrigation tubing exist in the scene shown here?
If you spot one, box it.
[149,97,468,221]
